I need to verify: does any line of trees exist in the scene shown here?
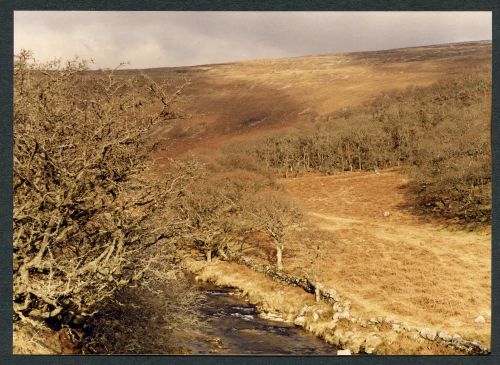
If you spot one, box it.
[234,71,491,223]
[172,155,302,269]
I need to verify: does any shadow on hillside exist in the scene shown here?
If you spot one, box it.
[142,67,312,158]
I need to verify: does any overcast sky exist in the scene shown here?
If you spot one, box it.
[14,11,491,69]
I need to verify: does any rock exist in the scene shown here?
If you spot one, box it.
[333,329,343,346]
[384,332,398,345]
[337,349,351,355]
[408,331,420,341]
[345,331,355,339]
[400,322,411,331]
[209,337,222,345]
[260,312,285,322]
[364,335,383,354]
[338,310,350,319]
[383,211,390,217]
[298,304,309,317]
[294,315,306,326]
[474,315,485,324]
[344,300,351,310]
[339,336,348,347]
[324,288,339,301]
[391,323,401,332]
[437,331,452,341]
[452,334,462,343]
[324,332,336,345]
[333,302,341,312]
[360,320,367,328]
[312,312,320,322]
[349,335,364,353]
[339,331,354,346]
[315,285,322,302]
[479,345,489,353]
[419,328,437,341]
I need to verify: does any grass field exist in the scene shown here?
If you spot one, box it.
[278,168,491,345]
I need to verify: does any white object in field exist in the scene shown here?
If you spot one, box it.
[383,211,390,217]
[474,315,486,324]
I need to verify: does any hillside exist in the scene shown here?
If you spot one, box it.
[13,41,491,355]
[144,41,492,352]
[135,40,491,160]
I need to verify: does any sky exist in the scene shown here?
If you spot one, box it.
[14,11,492,69]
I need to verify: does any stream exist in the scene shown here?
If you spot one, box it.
[176,282,337,355]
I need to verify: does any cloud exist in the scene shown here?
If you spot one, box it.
[14,11,491,69]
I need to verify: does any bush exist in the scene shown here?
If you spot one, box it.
[13,50,193,329]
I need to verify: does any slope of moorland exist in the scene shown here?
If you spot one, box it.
[135,40,491,160]
[13,42,491,355]
[138,41,491,353]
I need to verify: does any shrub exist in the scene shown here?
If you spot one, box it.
[13,50,193,329]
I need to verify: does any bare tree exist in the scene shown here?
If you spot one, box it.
[174,176,241,262]
[244,191,302,270]
[13,50,191,328]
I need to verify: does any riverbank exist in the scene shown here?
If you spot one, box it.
[184,257,487,355]
[179,283,337,354]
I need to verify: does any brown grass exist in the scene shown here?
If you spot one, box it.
[279,168,491,345]
[13,323,61,354]
[142,41,490,160]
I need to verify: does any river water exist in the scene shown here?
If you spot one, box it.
[176,283,337,355]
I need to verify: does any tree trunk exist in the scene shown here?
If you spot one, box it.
[339,145,345,171]
[346,141,353,171]
[315,287,321,302]
[276,245,283,270]
[358,147,362,171]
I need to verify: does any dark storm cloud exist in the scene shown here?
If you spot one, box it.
[14,11,491,69]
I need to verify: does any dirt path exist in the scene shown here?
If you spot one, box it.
[279,168,491,344]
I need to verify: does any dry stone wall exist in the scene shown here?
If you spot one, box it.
[225,251,489,355]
